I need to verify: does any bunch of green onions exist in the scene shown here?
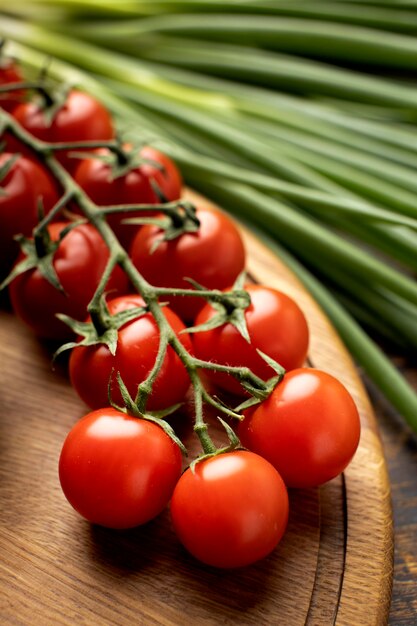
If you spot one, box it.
[1,0,417,432]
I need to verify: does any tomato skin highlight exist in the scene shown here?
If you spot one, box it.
[9,221,128,339]
[0,153,60,277]
[69,294,193,411]
[170,450,289,568]
[130,206,246,322]
[59,408,182,529]
[192,284,309,395]
[12,90,114,169]
[74,145,182,248]
[239,368,361,488]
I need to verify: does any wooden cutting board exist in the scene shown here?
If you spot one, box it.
[0,212,393,625]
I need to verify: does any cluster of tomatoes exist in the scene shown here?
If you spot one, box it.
[0,54,361,569]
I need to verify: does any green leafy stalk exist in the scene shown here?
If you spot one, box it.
[50,13,417,71]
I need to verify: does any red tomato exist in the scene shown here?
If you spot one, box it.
[0,152,59,277]
[74,145,182,248]
[130,206,245,322]
[239,368,361,488]
[170,451,289,568]
[0,55,25,112]
[59,408,182,529]
[69,294,193,411]
[192,284,309,395]
[9,221,128,339]
[11,90,114,170]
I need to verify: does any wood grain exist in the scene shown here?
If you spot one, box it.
[0,212,393,625]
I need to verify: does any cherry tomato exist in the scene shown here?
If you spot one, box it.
[69,294,193,411]
[9,221,128,339]
[0,152,59,277]
[0,55,25,112]
[239,368,361,488]
[130,205,246,322]
[11,90,114,170]
[59,408,182,529]
[192,284,309,395]
[170,450,289,568]
[74,145,182,248]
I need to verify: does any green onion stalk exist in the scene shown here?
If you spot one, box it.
[0,4,417,433]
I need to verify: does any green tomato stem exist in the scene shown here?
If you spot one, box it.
[134,327,169,412]
[33,190,76,235]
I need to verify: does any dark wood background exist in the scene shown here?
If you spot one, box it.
[366,360,417,625]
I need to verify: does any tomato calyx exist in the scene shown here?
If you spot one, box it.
[187,272,252,341]
[110,142,168,183]
[72,141,168,184]
[9,73,73,127]
[108,371,187,455]
[105,199,201,250]
[69,143,136,180]
[234,351,287,411]
[29,80,72,127]
[133,201,202,251]
[191,417,240,472]
[55,294,149,358]
[155,201,200,241]
[0,216,82,293]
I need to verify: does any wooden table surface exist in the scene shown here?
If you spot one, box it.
[366,360,417,625]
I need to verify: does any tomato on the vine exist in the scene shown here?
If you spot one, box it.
[170,450,289,568]
[239,368,361,488]
[74,145,182,248]
[0,152,59,277]
[59,408,183,529]
[11,89,114,170]
[0,54,25,113]
[192,284,309,395]
[130,205,246,322]
[69,294,193,411]
[9,221,128,339]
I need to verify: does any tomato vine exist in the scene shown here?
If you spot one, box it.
[0,85,282,459]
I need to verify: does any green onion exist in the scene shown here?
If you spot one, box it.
[50,13,417,70]
[7,0,417,35]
